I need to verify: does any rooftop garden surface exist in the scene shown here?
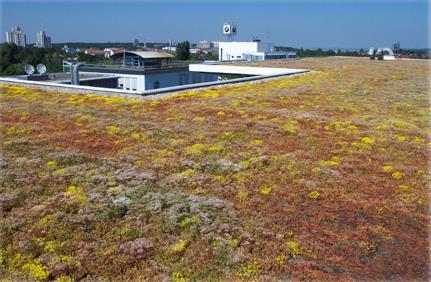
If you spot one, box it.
[0,57,429,280]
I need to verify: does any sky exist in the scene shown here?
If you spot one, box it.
[0,0,429,49]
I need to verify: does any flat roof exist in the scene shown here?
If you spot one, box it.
[12,72,118,83]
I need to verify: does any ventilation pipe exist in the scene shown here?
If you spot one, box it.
[71,62,85,85]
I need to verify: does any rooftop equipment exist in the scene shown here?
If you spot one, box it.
[36,64,47,74]
[24,64,35,75]
[22,63,49,81]
[71,62,86,85]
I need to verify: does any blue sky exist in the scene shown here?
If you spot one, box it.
[0,0,429,49]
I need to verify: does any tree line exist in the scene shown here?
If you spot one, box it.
[0,43,64,75]
[275,46,367,57]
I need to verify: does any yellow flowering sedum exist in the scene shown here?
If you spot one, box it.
[392,171,404,180]
[172,239,186,253]
[286,241,301,256]
[361,136,375,144]
[281,120,299,135]
[251,139,263,146]
[22,262,49,280]
[382,165,393,172]
[398,185,412,191]
[64,185,87,203]
[396,135,408,141]
[259,186,272,196]
[238,190,249,202]
[308,191,321,200]
[106,125,121,135]
[312,167,321,174]
[172,271,188,282]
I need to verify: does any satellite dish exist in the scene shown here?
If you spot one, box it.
[36,64,47,74]
[24,64,35,75]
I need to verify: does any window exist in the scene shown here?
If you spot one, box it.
[131,78,137,91]
[153,81,160,89]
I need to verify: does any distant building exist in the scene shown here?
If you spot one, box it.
[103,48,124,58]
[6,26,26,47]
[162,46,176,52]
[62,45,77,54]
[133,39,139,47]
[36,31,52,48]
[84,48,110,57]
[393,41,400,52]
[197,40,213,50]
[218,40,295,61]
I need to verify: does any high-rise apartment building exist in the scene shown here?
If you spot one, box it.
[6,26,27,47]
[36,30,52,48]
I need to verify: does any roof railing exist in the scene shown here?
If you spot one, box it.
[81,61,200,71]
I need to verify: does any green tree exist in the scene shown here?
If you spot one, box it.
[0,43,65,75]
[176,41,190,60]
[0,43,21,72]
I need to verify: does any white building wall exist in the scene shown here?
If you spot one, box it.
[218,41,275,61]
[219,42,258,61]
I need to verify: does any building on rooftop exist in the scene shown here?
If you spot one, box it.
[111,51,175,67]
[6,26,26,47]
[76,50,217,91]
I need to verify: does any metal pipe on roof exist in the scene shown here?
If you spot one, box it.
[71,62,85,85]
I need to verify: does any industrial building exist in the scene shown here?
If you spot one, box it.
[36,31,52,48]
[6,26,26,47]
[218,40,296,61]
[218,23,295,61]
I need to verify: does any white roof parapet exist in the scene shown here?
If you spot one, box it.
[189,64,308,76]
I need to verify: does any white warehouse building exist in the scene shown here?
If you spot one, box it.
[218,41,296,61]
